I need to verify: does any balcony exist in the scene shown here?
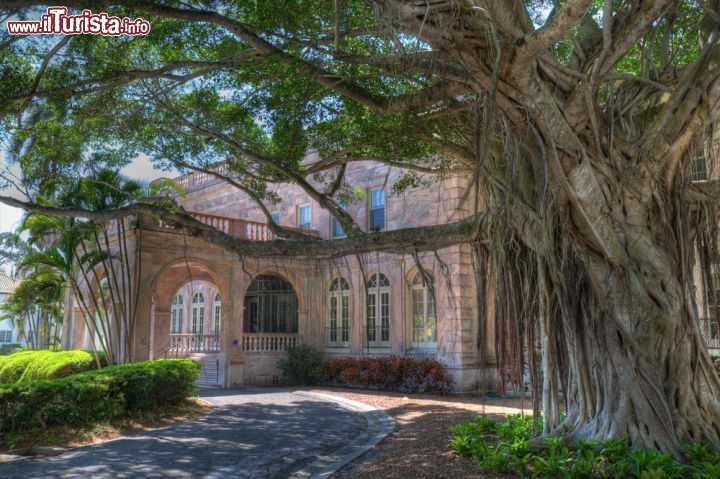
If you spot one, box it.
[155,211,319,240]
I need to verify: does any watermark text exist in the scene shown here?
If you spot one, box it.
[7,7,151,36]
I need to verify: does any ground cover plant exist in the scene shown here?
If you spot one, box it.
[0,349,105,385]
[0,358,200,442]
[450,415,720,478]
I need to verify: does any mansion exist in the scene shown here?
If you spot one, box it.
[61,153,499,391]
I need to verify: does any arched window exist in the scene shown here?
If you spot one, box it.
[328,278,350,348]
[410,271,437,349]
[243,275,298,333]
[191,292,204,334]
[170,293,183,333]
[213,292,222,334]
[367,272,390,347]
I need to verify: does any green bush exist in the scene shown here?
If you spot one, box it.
[0,350,104,385]
[320,356,454,394]
[279,345,323,385]
[450,414,720,479]
[0,359,200,436]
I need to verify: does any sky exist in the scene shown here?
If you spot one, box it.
[0,154,172,235]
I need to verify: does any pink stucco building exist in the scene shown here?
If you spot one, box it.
[62,155,500,391]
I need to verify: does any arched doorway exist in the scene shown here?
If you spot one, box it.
[169,280,221,353]
[242,274,300,352]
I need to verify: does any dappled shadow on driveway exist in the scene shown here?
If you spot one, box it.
[0,389,367,479]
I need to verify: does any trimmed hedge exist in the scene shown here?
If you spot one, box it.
[320,356,454,394]
[0,359,200,435]
[0,350,104,385]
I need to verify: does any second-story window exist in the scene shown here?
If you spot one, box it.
[331,199,346,238]
[369,188,385,231]
[298,204,311,230]
[271,212,281,224]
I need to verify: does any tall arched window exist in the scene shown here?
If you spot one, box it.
[410,271,437,349]
[192,292,204,334]
[170,293,183,333]
[328,278,350,348]
[367,272,390,347]
[213,292,222,334]
[243,275,298,333]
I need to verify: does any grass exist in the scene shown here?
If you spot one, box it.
[1,397,211,452]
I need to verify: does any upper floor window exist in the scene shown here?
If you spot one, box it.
[327,278,350,348]
[690,157,708,182]
[170,293,183,334]
[271,212,281,224]
[367,272,390,347]
[330,199,346,238]
[298,204,311,230]
[369,188,385,231]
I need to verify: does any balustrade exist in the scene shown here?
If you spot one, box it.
[169,334,221,354]
[241,333,300,352]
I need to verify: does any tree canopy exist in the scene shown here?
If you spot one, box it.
[3,0,720,453]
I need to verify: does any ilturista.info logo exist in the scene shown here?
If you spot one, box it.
[7,7,151,36]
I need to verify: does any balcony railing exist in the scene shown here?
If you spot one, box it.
[169,333,221,354]
[155,211,319,240]
[241,333,301,352]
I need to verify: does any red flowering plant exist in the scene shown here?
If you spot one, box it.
[319,356,453,394]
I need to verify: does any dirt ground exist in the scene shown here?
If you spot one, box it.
[306,388,529,479]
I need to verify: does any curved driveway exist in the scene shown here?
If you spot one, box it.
[0,388,394,479]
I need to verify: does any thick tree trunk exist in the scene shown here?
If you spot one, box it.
[540,180,720,453]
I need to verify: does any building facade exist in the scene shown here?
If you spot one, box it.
[0,273,21,348]
[60,155,498,391]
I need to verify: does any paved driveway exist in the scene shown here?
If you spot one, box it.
[0,388,394,479]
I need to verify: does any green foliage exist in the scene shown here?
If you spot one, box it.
[320,356,453,394]
[0,359,200,438]
[279,345,323,385]
[0,350,103,385]
[450,415,720,479]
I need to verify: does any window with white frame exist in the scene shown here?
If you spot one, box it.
[330,199,346,238]
[369,188,385,231]
[409,271,437,349]
[689,150,708,182]
[367,272,390,347]
[213,292,222,334]
[298,204,311,230]
[327,278,350,347]
[170,293,183,333]
[192,292,204,334]
[0,330,12,343]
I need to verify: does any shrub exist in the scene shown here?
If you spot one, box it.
[0,359,200,436]
[319,356,453,394]
[0,350,104,385]
[279,345,323,385]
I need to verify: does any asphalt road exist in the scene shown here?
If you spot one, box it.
[0,388,394,479]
